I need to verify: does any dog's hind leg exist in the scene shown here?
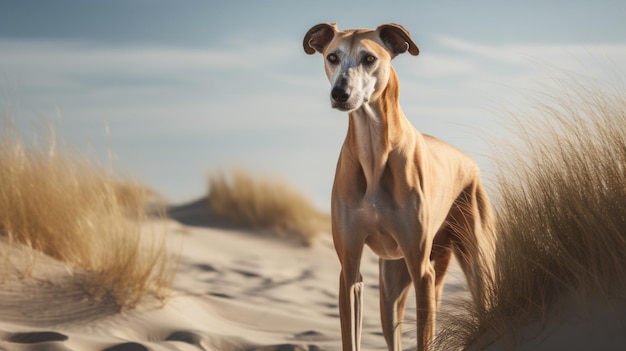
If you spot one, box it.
[401,234,437,351]
[449,181,496,309]
[431,229,453,310]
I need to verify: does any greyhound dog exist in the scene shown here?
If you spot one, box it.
[303,23,496,351]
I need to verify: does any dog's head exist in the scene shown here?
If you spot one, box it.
[303,23,419,112]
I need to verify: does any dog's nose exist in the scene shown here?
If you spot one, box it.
[331,87,350,103]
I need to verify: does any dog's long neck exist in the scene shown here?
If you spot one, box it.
[346,67,415,200]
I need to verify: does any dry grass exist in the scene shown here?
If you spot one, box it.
[0,119,175,309]
[435,80,626,350]
[207,168,330,246]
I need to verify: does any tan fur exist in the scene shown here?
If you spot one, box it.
[303,23,496,351]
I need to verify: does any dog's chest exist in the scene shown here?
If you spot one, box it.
[352,196,406,260]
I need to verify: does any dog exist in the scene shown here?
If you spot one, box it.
[303,23,497,351]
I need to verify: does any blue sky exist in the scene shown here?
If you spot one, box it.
[1,1,626,208]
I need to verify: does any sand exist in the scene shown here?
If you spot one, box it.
[0,196,470,351]
[4,197,622,351]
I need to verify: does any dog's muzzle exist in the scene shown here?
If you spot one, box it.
[331,86,356,111]
[331,86,350,103]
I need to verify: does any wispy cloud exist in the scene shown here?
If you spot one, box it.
[436,34,626,74]
[0,37,313,128]
[0,38,300,70]
[408,54,478,78]
[400,35,626,110]
[0,38,305,104]
[437,35,529,65]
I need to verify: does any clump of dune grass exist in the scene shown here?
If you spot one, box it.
[0,120,175,309]
[434,79,626,350]
[207,168,330,246]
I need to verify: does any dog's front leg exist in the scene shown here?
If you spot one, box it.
[379,258,412,351]
[339,268,364,351]
[335,230,365,351]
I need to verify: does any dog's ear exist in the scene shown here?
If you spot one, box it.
[303,23,338,55]
[376,23,419,57]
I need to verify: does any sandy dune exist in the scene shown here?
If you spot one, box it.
[3,196,624,350]
[0,198,469,351]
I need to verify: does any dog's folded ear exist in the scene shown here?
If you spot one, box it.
[303,23,338,55]
[377,23,419,57]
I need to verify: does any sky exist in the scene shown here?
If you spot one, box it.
[1,1,626,209]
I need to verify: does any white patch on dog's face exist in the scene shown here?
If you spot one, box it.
[324,44,383,112]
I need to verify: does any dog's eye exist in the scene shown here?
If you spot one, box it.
[363,55,377,65]
[327,53,339,64]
